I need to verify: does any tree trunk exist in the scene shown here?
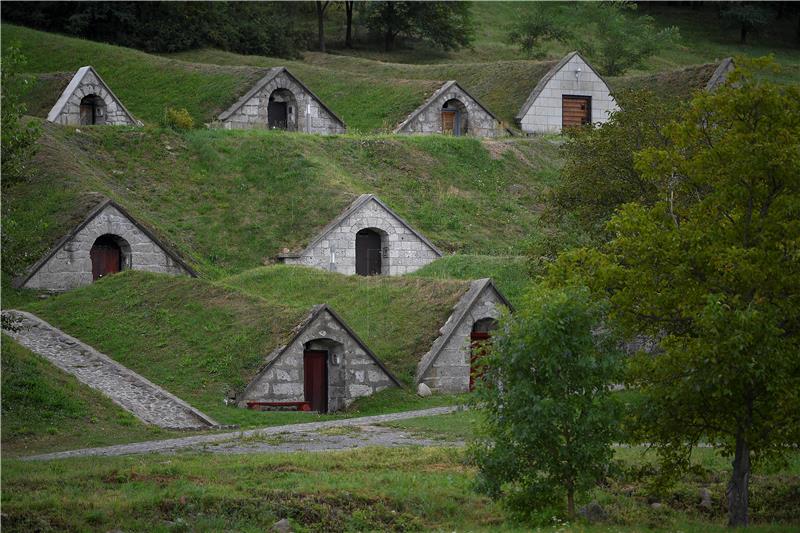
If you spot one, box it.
[384,31,395,52]
[567,487,575,518]
[740,24,748,44]
[316,1,329,53]
[727,434,750,527]
[345,0,354,48]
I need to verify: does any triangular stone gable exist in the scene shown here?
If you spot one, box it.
[706,57,735,91]
[47,66,140,126]
[394,81,509,137]
[239,304,400,412]
[280,194,442,276]
[15,199,195,291]
[516,51,618,134]
[217,67,345,134]
[416,278,512,393]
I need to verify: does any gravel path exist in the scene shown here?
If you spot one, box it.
[22,406,463,461]
[2,310,219,430]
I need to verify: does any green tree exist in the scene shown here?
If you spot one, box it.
[722,2,774,44]
[549,58,800,527]
[507,8,570,59]
[574,2,678,76]
[551,89,676,240]
[365,1,474,52]
[1,46,41,182]
[471,286,621,520]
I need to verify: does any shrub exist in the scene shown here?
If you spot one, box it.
[163,107,194,131]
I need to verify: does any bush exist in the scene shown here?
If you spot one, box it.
[163,107,194,131]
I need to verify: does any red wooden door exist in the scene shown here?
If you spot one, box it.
[90,243,121,280]
[470,331,491,391]
[562,95,592,128]
[303,350,328,413]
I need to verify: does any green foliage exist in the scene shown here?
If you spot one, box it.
[0,46,41,182]
[722,2,774,44]
[163,107,194,131]
[364,1,474,52]
[575,2,679,76]
[550,89,677,240]
[1,1,308,57]
[507,7,570,59]
[471,286,622,520]
[552,58,800,526]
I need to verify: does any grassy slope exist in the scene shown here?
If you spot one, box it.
[3,446,797,532]
[221,265,467,381]
[21,272,305,427]
[21,268,467,423]
[2,124,560,280]
[0,335,180,456]
[411,254,533,307]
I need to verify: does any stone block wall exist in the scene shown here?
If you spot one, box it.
[283,198,440,276]
[220,71,345,134]
[519,55,618,134]
[23,204,191,291]
[239,308,395,412]
[397,84,504,138]
[417,280,507,393]
[50,70,137,126]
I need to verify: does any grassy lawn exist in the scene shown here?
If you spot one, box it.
[379,408,480,441]
[2,445,797,532]
[2,124,560,281]
[0,335,182,457]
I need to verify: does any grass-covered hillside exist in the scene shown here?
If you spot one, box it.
[1,335,178,456]
[2,123,560,281]
[19,268,467,424]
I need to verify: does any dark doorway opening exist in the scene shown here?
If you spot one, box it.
[470,318,497,391]
[80,94,107,125]
[268,101,288,129]
[562,95,592,128]
[356,229,383,276]
[303,350,328,413]
[90,234,126,280]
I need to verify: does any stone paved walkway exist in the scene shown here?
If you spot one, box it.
[23,406,463,461]
[2,310,219,430]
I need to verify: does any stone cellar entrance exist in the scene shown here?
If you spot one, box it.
[268,88,297,130]
[442,98,467,136]
[80,94,107,125]
[90,234,130,281]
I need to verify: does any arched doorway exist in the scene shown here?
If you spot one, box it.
[442,99,468,136]
[80,94,107,125]
[355,228,383,276]
[304,338,345,413]
[470,318,497,391]
[268,89,297,130]
[90,234,130,281]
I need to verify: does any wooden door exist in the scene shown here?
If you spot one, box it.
[442,110,456,135]
[562,95,592,128]
[356,229,382,276]
[303,350,328,413]
[80,101,94,125]
[268,101,288,129]
[90,243,121,280]
[469,331,491,391]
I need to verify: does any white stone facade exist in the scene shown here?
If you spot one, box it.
[416,279,511,393]
[18,200,194,291]
[281,194,442,276]
[394,81,507,138]
[517,52,618,134]
[238,305,400,413]
[47,66,139,126]
[217,67,345,134]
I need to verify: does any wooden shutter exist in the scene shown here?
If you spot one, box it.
[562,96,592,128]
